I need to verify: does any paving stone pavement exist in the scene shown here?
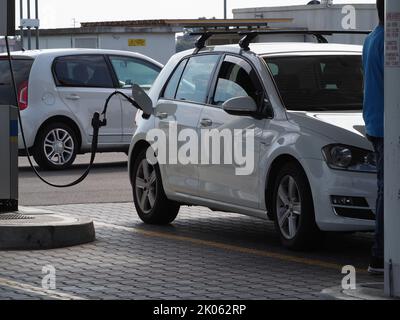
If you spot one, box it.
[0,203,382,300]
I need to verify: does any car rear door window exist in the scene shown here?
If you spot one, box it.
[212,55,264,107]
[53,55,114,88]
[109,56,161,89]
[175,55,220,104]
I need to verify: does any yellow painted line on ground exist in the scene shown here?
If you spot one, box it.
[0,277,86,300]
[95,222,368,275]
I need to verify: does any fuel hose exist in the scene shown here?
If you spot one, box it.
[5,35,140,188]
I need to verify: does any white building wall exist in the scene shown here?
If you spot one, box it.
[35,36,73,49]
[98,33,175,64]
[233,4,379,45]
[23,32,176,64]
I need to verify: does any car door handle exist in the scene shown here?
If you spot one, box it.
[66,94,80,101]
[156,112,169,119]
[200,119,213,127]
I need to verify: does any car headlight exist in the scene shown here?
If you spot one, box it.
[322,144,377,173]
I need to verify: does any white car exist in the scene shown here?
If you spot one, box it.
[0,49,162,170]
[128,40,376,249]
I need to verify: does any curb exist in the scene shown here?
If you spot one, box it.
[0,207,95,250]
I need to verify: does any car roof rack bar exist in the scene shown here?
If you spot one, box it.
[191,23,273,53]
[239,33,261,51]
[194,32,214,53]
[193,29,249,53]
[191,29,371,53]
[239,31,326,50]
[238,30,371,50]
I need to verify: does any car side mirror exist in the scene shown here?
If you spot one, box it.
[222,96,258,116]
[132,84,153,116]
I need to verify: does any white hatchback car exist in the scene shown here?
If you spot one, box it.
[0,49,162,170]
[128,40,376,249]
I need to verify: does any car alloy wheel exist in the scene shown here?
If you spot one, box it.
[276,175,302,240]
[272,162,323,250]
[135,159,157,214]
[43,128,75,166]
[131,148,180,225]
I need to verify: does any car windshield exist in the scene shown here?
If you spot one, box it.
[264,55,363,111]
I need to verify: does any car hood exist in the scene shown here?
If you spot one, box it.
[287,111,373,151]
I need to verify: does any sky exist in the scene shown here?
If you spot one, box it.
[17,0,376,29]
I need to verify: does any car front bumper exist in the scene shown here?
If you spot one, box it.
[305,158,376,232]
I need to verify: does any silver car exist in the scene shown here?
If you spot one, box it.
[0,49,162,170]
[128,41,377,250]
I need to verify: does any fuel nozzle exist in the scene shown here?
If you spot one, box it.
[91,112,107,130]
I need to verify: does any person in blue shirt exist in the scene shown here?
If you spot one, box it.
[363,0,385,275]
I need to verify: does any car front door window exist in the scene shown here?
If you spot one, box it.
[109,56,161,90]
[175,55,221,104]
[212,55,263,108]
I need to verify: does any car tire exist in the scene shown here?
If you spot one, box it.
[131,148,180,225]
[33,122,78,170]
[272,162,323,250]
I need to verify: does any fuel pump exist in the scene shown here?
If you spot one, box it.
[384,0,400,298]
[0,106,18,213]
[0,0,17,213]
[0,0,15,36]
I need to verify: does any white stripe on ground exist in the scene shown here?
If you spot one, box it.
[0,277,86,300]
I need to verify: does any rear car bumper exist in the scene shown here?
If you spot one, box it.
[18,132,35,150]
[18,118,36,150]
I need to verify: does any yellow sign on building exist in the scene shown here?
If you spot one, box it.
[128,39,146,47]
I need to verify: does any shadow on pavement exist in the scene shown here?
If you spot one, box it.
[18,161,128,174]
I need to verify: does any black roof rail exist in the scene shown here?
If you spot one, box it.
[238,30,371,50]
